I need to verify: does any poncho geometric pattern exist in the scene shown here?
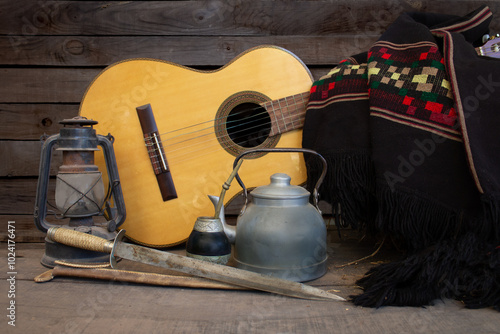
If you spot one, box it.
[303,5,499,310]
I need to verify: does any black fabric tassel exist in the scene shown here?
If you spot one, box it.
[305,151,377,231]
[302,6,500,311]
[481,195,500,242]
[374,184,474,251]
[351,232,500,310]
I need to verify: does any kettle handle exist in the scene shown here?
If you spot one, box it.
[233,148,327,211]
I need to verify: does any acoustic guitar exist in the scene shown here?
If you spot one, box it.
[79,45,314,247]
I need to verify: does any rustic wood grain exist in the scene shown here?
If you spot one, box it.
[0,35,378,66]
[0,104,79,140]
[0,68,101,103]
[3,1,499,37]
[0,141,63,177]
[0,178,55,215]
[0,0,432,36]
[1,242,499,333]
[0,215,45,242]
[0,67,330,104]
[4,1,498,68]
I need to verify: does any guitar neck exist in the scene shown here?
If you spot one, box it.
[262,91,310,136]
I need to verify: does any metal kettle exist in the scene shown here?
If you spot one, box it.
[210,148,328,282]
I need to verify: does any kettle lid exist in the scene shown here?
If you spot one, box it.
[250,173,309,199]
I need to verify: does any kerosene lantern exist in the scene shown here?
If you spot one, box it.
[34,116,126,268]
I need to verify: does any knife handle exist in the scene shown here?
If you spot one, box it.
[47,227,114,254]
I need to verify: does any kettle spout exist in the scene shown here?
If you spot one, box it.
[208,195,236,244]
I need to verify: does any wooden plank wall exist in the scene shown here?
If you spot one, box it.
[1,0,499,242]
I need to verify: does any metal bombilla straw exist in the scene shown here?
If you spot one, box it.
[185,159,244,264]
[214,159,244,219]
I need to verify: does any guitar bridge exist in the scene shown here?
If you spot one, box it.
[144,131,169,174]
[137,104,177,202]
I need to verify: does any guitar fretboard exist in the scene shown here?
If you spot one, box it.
[262,92,310,136]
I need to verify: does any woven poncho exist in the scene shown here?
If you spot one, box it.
[303,6,500,310]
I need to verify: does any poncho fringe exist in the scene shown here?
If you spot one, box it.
[302,5,500,310]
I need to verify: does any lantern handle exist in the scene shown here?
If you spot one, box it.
[34,133,126,233]
[97,134,126,231]
[34,134,60,232]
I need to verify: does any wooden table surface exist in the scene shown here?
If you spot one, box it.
[1,229,499,334]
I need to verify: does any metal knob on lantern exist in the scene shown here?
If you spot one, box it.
[34,116,126,268]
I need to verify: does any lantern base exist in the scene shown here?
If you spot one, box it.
[40,226,116,268]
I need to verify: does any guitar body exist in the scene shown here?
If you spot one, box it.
[79,45,313,247]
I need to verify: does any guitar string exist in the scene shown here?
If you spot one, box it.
[148,94,307,163]
[151,106,275,147]
[152,92,309,145]
[477,45,499,56]
[147,115,272,157]
[138,91,309,166]
[145,107,306,166]
[162,107,297,149]
[148,113,306,165]
[157,136,264,170]
[477,49,499,56]
[156,91,308,138]
[479,50,500,56]
[145,97,307,155]
[153,103,268,139]
[154,115,305,168]
[142,100,307,160]
[157,125,271,165]
[152,121,269,159]
[159,113,290,153]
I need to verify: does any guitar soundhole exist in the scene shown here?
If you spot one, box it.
[227,103,271,148]
[215,91,280,157]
